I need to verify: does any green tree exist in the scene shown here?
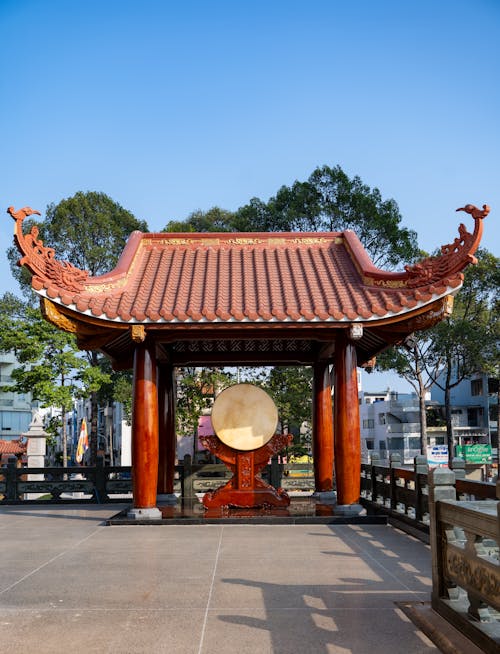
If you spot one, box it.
[425,250,499,464]
[164,207,235,233]
[265,165,419,268]
[7,191,147,461]
[0,295,110,466]
[377,249,499,464]
[175,367,235,458]
[163,165,419,269]
[262,366,313,456]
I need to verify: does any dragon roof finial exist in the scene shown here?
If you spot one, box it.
[8,205,89,292]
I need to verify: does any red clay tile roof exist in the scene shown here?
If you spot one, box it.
[9,204,488,326]
[0,439,27,455]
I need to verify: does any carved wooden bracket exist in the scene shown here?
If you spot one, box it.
[131,325,146,342]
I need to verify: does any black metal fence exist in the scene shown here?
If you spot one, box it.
[0,455,315,504]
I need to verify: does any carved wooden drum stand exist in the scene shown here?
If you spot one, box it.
[200,384,292,509]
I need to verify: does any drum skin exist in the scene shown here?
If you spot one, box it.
[211,384,278,451]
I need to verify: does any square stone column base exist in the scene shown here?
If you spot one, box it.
[312,490,337,503]
[157,493,178,505]
[127,507,162,520]
[334,503,366,516]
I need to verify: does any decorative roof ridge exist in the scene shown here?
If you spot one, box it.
[347,204,489,288]
[140,231,342,246]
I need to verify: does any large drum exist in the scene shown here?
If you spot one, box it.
[211,383,278,451]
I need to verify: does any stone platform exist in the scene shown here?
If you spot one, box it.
[0,503,482,653]
[108,496,388,526]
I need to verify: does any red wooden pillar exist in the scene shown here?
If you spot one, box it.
[334,333,361,505]
[157,363,176,497]
[312,360,334,492]
[130,339,161,517]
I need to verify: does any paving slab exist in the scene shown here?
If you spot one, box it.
[0,503,470,653]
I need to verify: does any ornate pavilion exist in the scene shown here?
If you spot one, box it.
[9,203,488,517]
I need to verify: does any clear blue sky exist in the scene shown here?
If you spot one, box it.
[1,0,498,392]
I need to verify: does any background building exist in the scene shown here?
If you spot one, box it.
[359,389,428,464]
[0,353,38,442]
[430,372,498,451]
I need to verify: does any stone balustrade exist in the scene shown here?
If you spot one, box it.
[429,469,499,653]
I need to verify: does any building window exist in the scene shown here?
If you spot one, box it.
[365,439,374,450]
[378,413,386,425]
[471,379,483,396]
[467,407,483,427]
[379,440,386,450]
[362,419,374,429]
[389,437,405,450]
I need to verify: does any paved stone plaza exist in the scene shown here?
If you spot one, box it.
[0,504,480,653]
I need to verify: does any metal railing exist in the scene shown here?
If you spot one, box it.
[0,455,316,504]
[0,459,133,503]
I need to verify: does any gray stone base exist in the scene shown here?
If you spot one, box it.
[334,503,366,516]
[127,507,162,520]
[312,490,337,503]
[157,493,178,505]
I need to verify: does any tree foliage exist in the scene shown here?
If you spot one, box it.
[262,366,313,457]
[376,249,499,462]
[175,367,235,457]
[36,191,148,275]
[163,164,420,269]
[425,249,499,462]
[7,191,148,460]
[235,365,313,456]
[0,294,110,466]
[164,207,235,233]
[8,191,148,291]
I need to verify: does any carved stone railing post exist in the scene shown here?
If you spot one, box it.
[414,455,428,523]
[429,468,457,603]
[370,452,380,503]
[451,457,466,479]
[389,453,401,512]
[451,457,467,499]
